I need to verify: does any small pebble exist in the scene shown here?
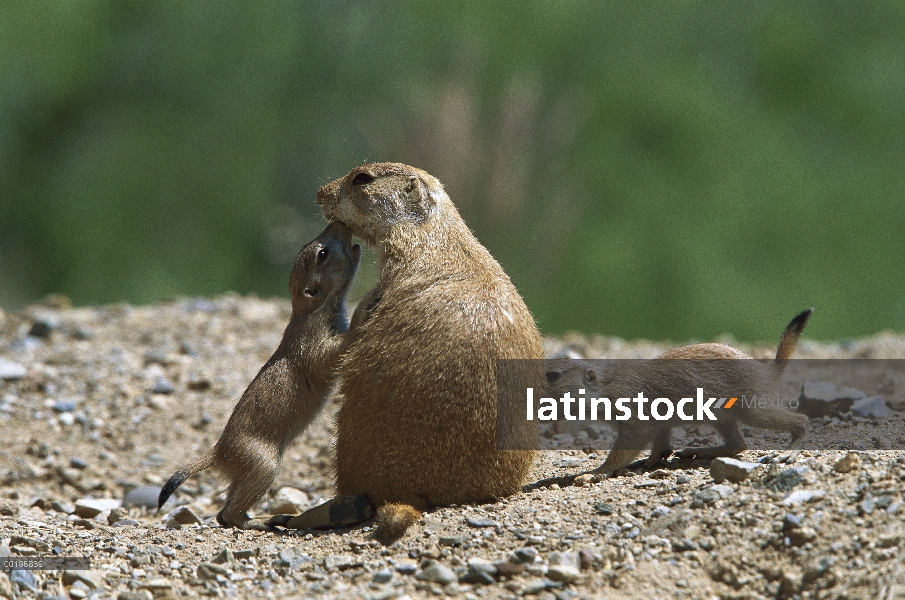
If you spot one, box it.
[167,505,202,525]
[372,568,393,583]
[151,377,175,395]
[74,498,121,518]
[0,358,27,380]
[394,561,418,575]
[415,563,457,585]
[466,516,499,528]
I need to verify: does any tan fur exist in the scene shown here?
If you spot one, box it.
[546,309,812,475]
[317,163,542,542]
[158,223,361,529]
[375,503,424,544]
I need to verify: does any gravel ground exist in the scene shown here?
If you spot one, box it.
[1,295,904,600]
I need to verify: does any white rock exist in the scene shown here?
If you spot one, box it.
[268,486,310,514]
[782,489,826,506]
[547,551,581,583]
[710,457,762,483]
[0,358,27,380]
[74,498,121,518]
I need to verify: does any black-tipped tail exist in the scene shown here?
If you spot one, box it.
[157,452,215,511]
[774,308,814,370]
[158,471,189,511]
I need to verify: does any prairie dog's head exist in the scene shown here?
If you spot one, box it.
[289,222,361,315]
[316,163,447,245]
[544,360,603,397]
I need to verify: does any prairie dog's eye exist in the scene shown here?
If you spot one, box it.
[304,288,320,298]
[316,247,329,263]
[545,370,562,384]
[352,172,375,186]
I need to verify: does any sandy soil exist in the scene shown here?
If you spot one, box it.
[1,295,904,600]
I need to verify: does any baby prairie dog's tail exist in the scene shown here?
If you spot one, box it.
[375,503,422,543]
[157,452,216,511]
[773,308,813,374]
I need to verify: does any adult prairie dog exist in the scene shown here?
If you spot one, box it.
[157,222,360,529]
[317,163,542,542]
[545,309,812,476]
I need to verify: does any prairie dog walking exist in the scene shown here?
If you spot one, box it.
[157,222,360,529]
[318,163,542,542]
[545,309,812,476]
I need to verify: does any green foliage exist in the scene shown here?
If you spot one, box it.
[2,1,903,341]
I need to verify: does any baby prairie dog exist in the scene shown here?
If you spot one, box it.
[318,163,543,542]
[157,222,360,529]
[545,309,812,476]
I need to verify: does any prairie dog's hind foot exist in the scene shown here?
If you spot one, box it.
[216,509,278,531]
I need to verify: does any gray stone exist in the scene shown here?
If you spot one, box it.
[53,400,77,413]
[323,555,356,570]
[118,591,154,600]
[62,570,106,590]
[123,485,165,509]
[112,519,140,527]
[372,568,393,583]
[547,551,581,583]
[782,490,825,506]
[710,457,762,483]
[459,558,498,584]
[137,578,173,591]
[594,502,614,515]
[511,547,538,563]
[0,358,27,380]
[523,579,556,595]
[233,548,259,560]
[438,533,469,546]
[799,381,865,417]
[167,505,202,525]
[850,396,891,419]
[782,513,803,531]
[70,457,88,469]
[197,563,228,580]
[275,547,311,570]
[767,466,810,493]
[268,486,310,514]
[415,563,457,585]
[394,561,418,575]
[107,507,128,524]
[691,489,720,507]
[788,526,817,546]
[74,498,121,518]
[860,494,877,515]
[210,549,234,565]
[151,376,174,394]
[9,569,38,591]
[466,516,499,528]
[558,457,584,468]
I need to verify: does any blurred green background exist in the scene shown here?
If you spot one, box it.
[1,1,903,342]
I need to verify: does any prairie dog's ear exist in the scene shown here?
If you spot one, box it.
[586,370,597,384]
[402,175,436,223]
